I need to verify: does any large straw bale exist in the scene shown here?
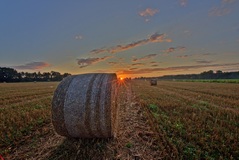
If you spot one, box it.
[52,73,118,138]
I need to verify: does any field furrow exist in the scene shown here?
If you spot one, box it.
[1,80,239,159]
[132,80,239,159]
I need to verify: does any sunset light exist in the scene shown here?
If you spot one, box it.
[1,1,238,78]
[1,1,239,159]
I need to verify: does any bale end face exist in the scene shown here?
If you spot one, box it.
[52,73,118,138]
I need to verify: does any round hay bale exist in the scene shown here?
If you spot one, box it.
[150,79,157,86]
[52,73,118,138]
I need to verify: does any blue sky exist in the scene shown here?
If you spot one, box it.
[0,0,239,78]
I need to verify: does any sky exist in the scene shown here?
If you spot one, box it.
[0,0,239,78]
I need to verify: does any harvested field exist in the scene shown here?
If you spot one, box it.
[132,80,239,159]
[1,80,239,159]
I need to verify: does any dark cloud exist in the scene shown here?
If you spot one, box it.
[90,48,107,54]
[90,33,172,54]
[131,63,144,66]
[164,46,186,53]
[151,64,159,67]
[77,56,111,68]
[132,54,158,62]
[129,68,138,70]
[165,47,175,53]
[150,61,158,64]
[195,60,213,64]
[118,62,239,75]
[177,55,190,58]
[12,62,50,70]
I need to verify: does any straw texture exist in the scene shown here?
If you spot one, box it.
[52,73,118,138]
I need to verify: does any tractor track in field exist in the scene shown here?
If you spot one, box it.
[104,82,176,159]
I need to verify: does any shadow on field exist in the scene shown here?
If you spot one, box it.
[47,137,113,160]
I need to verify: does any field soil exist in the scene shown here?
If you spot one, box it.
[4,82,175,160]
[1,80,239,159]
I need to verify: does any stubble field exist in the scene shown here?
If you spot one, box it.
[0,80,239,159]
[132,80,239,159]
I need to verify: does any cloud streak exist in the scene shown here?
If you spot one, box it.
[139,8,159,17]
[90,33,172,54]
[164,46,186,53]
[118,63,239,75]
[131,63,144,66]
[108,61,118,65]
[132,54,158,62]
[177,55,190,58]
[209,0,236,17]
[77,56,111,68]
[179,0,188,7]
[75,35,83,40]
[12,62,50,70]
[209,6,231,16]
[222,0,235,4]
[195,60,214,64]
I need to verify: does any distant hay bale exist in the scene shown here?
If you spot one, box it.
[150,79,157,86]
[52,73,118,138]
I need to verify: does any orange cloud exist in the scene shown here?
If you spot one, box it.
[139,8,159,17]
[12,62,50,70]
[77,56,111,68]
[90,33,172,54]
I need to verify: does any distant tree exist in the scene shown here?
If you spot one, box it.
[43,72,51,81]
[0,67,71,82]
[63,73,71,78]
[51,71,61,81]
[158,70,239,80]
[0,67,18,82]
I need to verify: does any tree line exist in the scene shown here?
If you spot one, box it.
[134,70,239,80]
[158,70,239,80]
[0,67,71,82]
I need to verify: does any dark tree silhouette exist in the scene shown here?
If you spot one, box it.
[0,67,71,82]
